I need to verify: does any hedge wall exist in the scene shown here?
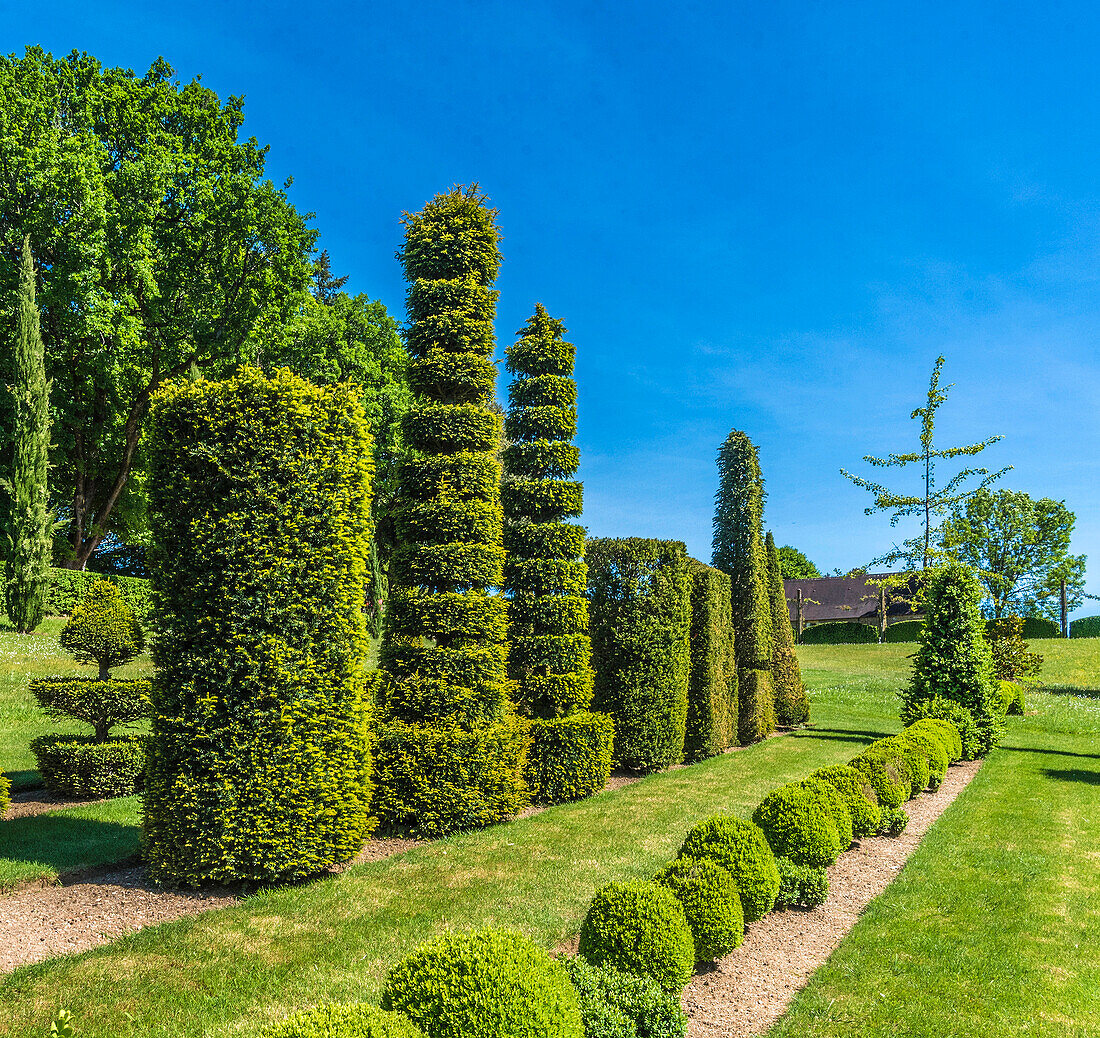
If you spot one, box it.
[44,568,150,622]
[800,621,878,645]
[1071,616,1100,639]
[765,532,807,726]
[883,619,923,643]
[374,186,527,834]
[142,368,376,885]
[991,616,1059,639]
[588,538,691,772]
[683,560,737,762]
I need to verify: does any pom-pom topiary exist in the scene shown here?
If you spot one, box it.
[58,580,144,681]
[562,956,687,1038]
[29,677,149,745]
[677,815,780,922]
[752,783,842,869]
[381,928,583,1038]
[653,857,744,962]
[578,881,695,994]
[257,1004,426,1038]
[799,777,854,849]
[808,765,881,838]
[773,856,829,909]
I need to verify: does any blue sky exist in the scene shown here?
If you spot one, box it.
[12,1,1100,613]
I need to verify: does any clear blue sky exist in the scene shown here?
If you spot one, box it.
[10,2,1100,614]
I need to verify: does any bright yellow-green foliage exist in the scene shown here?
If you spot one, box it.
[808,764,881,838]
[765,532,808,726]
[376,187,527,834]
[44,569,150,622]
[381,928,584,1038]
[58,580,143,680]
[142,368,375,885]
[257,1004,425,1038]
[653,856,744,963]
[752,782,843,869]
[0,774,9,815]
[684,561,738,762]
[524,712,614,804]
[800,776,854,848]
[30,677,149,743]
[30,733,145,798]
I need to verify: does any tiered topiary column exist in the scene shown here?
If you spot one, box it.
[502,305,613,803]
[765,532,809,726]
[373,186,528,835]
[712,429,775,743]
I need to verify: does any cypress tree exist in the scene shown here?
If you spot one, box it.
[374,186,527,835]
[711,429,774,743]
[765,531,808,725]
[4,235,51,634]
[502,305,612,803]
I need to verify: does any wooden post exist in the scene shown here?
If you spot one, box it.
[1061,578,1069,638]
[797,588,804,644]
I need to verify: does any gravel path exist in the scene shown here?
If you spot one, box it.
[684,759,982,1037]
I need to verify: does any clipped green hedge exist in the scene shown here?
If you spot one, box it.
[1070,616,1100,639]
[525,712,614,805]
[44,568,151,622]
[809,764,880,838]
[30,677,150,744]
[1019,616,1060,639]
[382,929,583,1038]
[653,856,743,963]
[684,560,738,762]
[143,368,375,885]
[880,806,909,836]
[677,815,779,923]
[563,956,687,1038]
[800,621,878,645]
[0,774,9,816]
[907,717,963,762]
[578,881,695,994]
[774,856,829,909]
[904,730,948,787]
[587,538,691,772]
[883,619,923,642]
[257,1005,426,1038]
[752,783,842,869]
[30,734,145,798]
[800,776,854,849]
[765,532,808,726]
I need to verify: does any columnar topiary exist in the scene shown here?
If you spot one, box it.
[711,430,774,743]
[653,856,744,962]
[374,186,527,834]
[502,305,611,803]
[902,563,1002,755]
[683,560,738,762]
[4,235,52,634]
[142,368,375,885]
[677,814,780,922]
[587,538,691,772]
[382,929,584,1038]
[765,532,808,726]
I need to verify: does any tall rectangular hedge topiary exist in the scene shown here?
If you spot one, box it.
[142,368,376,885]
[373,186,527,835]
[684,560,738,762]
[587,537,691,772]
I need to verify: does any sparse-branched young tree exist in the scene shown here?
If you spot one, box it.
[4,235,52,633]
[842,356,1009,570]
[765,532,808,725]
[502,305,612,803]
[374,186,527,835]
[712,429,774,743]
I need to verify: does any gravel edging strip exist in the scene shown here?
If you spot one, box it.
[683,759,982,1037]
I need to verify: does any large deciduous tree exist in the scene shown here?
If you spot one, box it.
[0,47,315,569]
[940,488,1088,620]
[776,545,821,580]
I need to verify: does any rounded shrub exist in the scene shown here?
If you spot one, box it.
[578,881,695,994]
[774,856,829,909]
[800,777,854,849]
[882,619,922,643]
[257,1004,425,1038]
[525,712,614,804]
[30,734,145,798]
[800,621,877,645]
[752,783,842,869]
[903,731,948,787]
[904,697,979,758]
[677,815,780,922]
[562,956,686,1038]
[906,717,963,763]
[809,765,880,838]
[381,928,583,1038]
[848,751,908,810]
[58,580,144,681]
[876,735,930,797]
[880,806,909,836]
[653,857,743,962]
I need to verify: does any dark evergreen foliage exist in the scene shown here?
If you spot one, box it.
[765,532,808,726]
[684,560,738,761]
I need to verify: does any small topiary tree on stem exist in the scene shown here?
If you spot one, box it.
[59,580,144,683]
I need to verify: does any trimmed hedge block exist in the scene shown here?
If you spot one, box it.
[800,622,878,645]
[883,619,923,642]
[1070,616,1100,639]
[30,734,145,798]
[525,712,614,804]
[257,1005,426,1038]
[677,815,780,922]
[653,856,744,962]
[752,783,842,869]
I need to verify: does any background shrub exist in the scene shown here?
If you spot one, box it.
[765,532,808,725]
[30,677,149,744]
[653,857,744,962]
[382,929,583,1038]
[985,616,1043,682]
[1070,616,1100,638]
[800,621,878,645]
[752,783,842,869]
[143,368,375,885]
[677,815,780,922]
[882,619,923,642]
[578,881,695,994]
[774,857,829,909]
[684,560,738,762]
[30,734,145,798]
[44,568,151,623]
[257,1004,426,1038]
[1019,616,1059,639]
[587,538,691,772]
[904,700,975,759]
[562,956,687,1038]
[809,764,880,838]
[524,713,614,804]
[880,806,909,836]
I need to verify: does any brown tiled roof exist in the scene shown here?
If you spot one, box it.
[782,572,921,626]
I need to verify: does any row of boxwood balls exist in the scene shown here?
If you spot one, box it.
[255,717,964,1038]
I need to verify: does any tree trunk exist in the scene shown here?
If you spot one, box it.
[98,659,110,682]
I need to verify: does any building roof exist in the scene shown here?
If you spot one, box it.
[782,572,921,627]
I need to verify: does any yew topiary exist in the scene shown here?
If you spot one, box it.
[653,856,744,962]
[684,560,738,762]
[677,814,780,922]
[59,581,143,681]
[752,783,842,869]
[765,532,808,726]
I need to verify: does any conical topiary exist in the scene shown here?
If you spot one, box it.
[765,532,808,726]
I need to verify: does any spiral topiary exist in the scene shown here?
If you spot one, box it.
[809,764,881,838]
[257,1004,426,1038]
[752,783,842,869]
[676,815,780,922]
[578,881,695,994]
[381,928,583,1038]
[653,857,744,962]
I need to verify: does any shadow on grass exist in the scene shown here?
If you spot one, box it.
[0,812,140,876]
[4,770,42,791]
[1042,767,1100,785]
[1002,745,1100,760]
[1040,684,1100,699]
[793,728,890,744]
